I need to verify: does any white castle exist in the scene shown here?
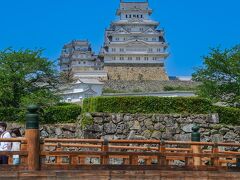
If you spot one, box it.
[100,0,169,80]
[59,0,169,81]
[59,40,102,74]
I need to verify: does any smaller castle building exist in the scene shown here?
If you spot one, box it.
[59,40,102,75]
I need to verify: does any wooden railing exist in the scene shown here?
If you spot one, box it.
[38,138,240,170]
[0,138,28,170]
[0,137,240,171]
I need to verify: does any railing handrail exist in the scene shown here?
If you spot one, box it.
[44,138,103,143]
[43,138,240,147]
[0,138,27,143]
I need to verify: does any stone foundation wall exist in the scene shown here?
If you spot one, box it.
[104,80,199,92]
[72,66,96,73]
[84,113,240,143]
[104,65,169,81]
[6,113,240,143]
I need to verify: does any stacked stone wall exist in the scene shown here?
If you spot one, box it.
[103,80,199,92]
[104,65,169,81]
[7,113,240,144]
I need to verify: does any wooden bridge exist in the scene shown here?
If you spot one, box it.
[0,106,240,179]
[1,137,240,179]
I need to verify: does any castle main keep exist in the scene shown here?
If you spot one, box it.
[100,0,169,81]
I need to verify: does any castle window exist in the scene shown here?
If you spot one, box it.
[78,61,81,64]
[148,48,153,52]
[137,15,139,18]
[133,14,136,18]
[153,57,157,60]
[152,38,157,41]
[136,57,141,60]
[112,48,116,52]
[128,57,132,60]
[126,14,128,18]
[120,48,124,52]
[140,28,144,31]
[157,48,161,52]
[120,56,124,60]
[141,15,143,18]
[129,15,131,18]
[144,57,149,61]
[112,57,116,60]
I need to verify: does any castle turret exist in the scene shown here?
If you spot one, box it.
[59,40,102,74]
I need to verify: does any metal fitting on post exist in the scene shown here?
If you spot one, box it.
[26,105,39,129]
[191,124,200,142]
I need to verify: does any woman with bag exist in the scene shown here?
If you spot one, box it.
[0,122,12,164]
[10,128,22,165]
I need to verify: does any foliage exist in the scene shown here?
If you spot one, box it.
[132,88,143,93]
[59,69,75,84]
[102,88,126,94]
[83,96,212,114]
[0,104,81,124]
[20,90,60,109]
[192,45,240,106]
[212,106,240,125]
[163,85,196,91]
[80,113,94,129]
[0,48,60,108]
[0,107,20,122]
[43,104,81,124]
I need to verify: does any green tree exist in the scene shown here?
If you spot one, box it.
[0,48,60,108]
[192,45,240,106]
[59,69,75,84]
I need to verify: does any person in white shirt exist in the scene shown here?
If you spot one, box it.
[10,128,21,165]
[0,122,12,164]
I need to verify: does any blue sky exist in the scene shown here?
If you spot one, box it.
[0,0,239,76]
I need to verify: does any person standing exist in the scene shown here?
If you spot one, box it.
[0,122,12,164]
[10,128,21,165]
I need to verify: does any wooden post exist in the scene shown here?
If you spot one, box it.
[212,143,219,166]
[158,140,166,166]
[101,139,109,165]
[79,156,86,165]
[129,155,138,165]
[56,143,62,165]
[20,142,28,165]
[25,105,40,171]
[191,124,201,166]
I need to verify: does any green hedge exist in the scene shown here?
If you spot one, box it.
[83,96,240,125]
[83,96,212,114]
[212,106,240,125]
[0,104,81,124]
[0,107,21,122]
[1,98,239,125]
[43,104,81,124]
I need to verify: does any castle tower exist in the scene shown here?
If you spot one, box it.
[101,0,169,81]
[59,40,102,74]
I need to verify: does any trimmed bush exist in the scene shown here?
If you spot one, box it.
[0,107,21,122]
[80,113,94,129]
[83,96,212,114]
[0,104,82,124]
[43,104,81,124]
[163,85,196,91]
[212,106,240,125]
